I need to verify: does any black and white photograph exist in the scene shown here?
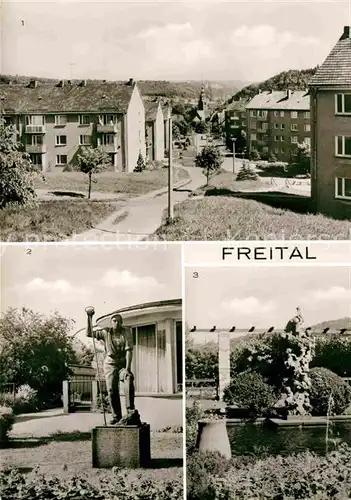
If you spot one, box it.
[0,1,350,243]
[185,264,351,499]
[0,243,183,498]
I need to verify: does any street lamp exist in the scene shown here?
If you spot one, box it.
[231,137,236,175]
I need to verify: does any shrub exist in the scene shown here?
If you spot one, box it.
[187,450,231,500]
[248,149,261,161]
[312,337,351,377]
[186,400,205,454]
[223,370,277,417]
[134,151,146,172]
[0,406,14,447]
[236,162,259,181]
[12,384,38,414]
[309,367,351,416]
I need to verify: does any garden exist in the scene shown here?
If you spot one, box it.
[186,325,351,499]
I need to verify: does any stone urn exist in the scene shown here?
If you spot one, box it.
[196,419,231,459]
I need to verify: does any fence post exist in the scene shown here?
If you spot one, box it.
[62,380,70,414]
[91,380,98,411]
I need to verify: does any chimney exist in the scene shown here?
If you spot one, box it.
[128,78,134,86]
[29,79,38,89]
[341,26,351,40]
[286,89,291,99]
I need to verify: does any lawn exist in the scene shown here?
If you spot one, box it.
[155,197,351,241]
[0,200,119,242]
[198,170,271,193]
[34,167,189,197]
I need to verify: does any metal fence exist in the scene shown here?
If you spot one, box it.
[186,378,218,400]
[0,382,16,404]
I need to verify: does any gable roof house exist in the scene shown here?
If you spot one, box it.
[308,26,351,219]
[0,78,145,173]
[144,100,165,163]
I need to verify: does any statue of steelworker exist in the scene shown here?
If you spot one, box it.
[285,306,304,335]
[86,307,141,426]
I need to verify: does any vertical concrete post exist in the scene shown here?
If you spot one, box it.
[91,380,98,411]
[218,330,230,401]
[62,380,70,414]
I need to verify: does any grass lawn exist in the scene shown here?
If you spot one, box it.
[34,167,189,197]
[198,170,271,193]
[0,430,183,483]
[155,197,351,240]
[0,200,119,242]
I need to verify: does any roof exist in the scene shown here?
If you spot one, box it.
[144,100,161,121]
[309,27,351,86]
[225,98,249,113]
[246,90,310,110]
[0,81,135,114]
[96,299,182,324]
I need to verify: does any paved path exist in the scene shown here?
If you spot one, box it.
[69,166,205,242]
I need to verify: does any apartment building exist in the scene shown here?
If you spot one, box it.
[246,90,311,161]
[0,78,146,173]
[309,26,351,220]
[145,100,165,162]
[224,98,248,143]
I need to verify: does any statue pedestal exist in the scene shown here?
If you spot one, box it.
[196,419,231,459]
[92,423,151,468]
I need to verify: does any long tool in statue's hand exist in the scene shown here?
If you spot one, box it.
[85,306,95,335]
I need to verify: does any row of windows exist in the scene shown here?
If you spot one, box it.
[30,153,116,166]
[26,133,118,147]
[25,114,118,126]
[249,110,310,119]
[251,122,310,132]
[250,134,311,145]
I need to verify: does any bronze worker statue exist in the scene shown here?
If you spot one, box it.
[86,306,141,426]
[284,306,304,335]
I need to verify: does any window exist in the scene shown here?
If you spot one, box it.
[55,115,67,126]
[108,153,115,165]
[99,134,115,146]
[274,148,279,154]
[27,134,43,145]
[274,123,279,129]
[304,124,311,132]
[26,115,45,125]
[280,136,285,142]
[291,124,298,131]
[281,148,285,153]
[304,111,310,119]
[335,136,351,156]
[280,111,284,117]
[291,111,298,119]
[257,110,268,118]
[251,121,257,129]
[281,124,285,129]
[56,155,67,165]
[231,111,238,118]
[335,177,351,199]
[304,137,311,147]
[274,136,279,141]
[274,111,279,117]
[335,94,351,114]
[55,135,67,146]
[262,146,269,153]
[250,133,257,141]
[29,153,42,165]
[291,136,298,143]
[99,114,116,126]
[79,115,90,125]
[79,135,92,145]
[262,134,268,140]
[262,122,268,131]
[250,110,256,117]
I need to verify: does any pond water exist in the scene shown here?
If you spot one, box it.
[227,420,351,457]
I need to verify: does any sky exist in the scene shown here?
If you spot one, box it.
[1,243,181,341]
[185,266,351,333]
[1,0,351,82]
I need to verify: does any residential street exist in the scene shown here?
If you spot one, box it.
[69,165,205,242]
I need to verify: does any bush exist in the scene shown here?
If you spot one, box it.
[312,337,351,377]
[12,384,38,414]
[187,450,231,500]
[0,468,183,500]
[309,367,351,416]
[223,371,277,417]
[0,406,14,447]
[236,162,259,181]
[248,149,261,161]
[186,400,205,454]
[134,152,146,172]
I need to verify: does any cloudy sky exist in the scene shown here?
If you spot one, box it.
[1,0,350,82]
[185,266,351,332]
[1,243,181,340]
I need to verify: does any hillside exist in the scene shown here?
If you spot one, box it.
[0,74,246,101]
[310,317,351,331]
[231,68,317,101]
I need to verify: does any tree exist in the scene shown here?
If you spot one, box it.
[0,308,78,404]
[236,161,259,181]
[72,338,94,366]
[290,142,311,176]
[0,118,39,208]
[194,145,223,185]
[77,146,110,199]
[134,151,146,172]
[194,121,208,134]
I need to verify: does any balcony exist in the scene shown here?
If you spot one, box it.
[26,144,47,154]
[26,125,46,134]
[100,143,117,153]
[97,124,117,134]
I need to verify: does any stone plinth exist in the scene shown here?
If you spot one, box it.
[196,419,231,459]
[92,423,151,468]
